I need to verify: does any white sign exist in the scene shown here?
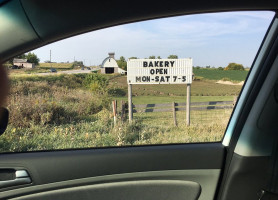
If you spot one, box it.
[127,58,193,84]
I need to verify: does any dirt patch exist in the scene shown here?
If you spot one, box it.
[216,80,244,86]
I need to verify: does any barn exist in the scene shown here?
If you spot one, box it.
[101,53,126,74]
[13,59,35,68]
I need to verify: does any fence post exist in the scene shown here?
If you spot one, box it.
[186,84,191,126]
[112,100,117,126]
[172,102,177,127]
[121,100,126,122]
[128,84,133,123]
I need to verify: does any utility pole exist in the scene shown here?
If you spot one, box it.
[50,50,52,68]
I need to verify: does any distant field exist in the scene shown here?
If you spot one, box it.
[193,68,248,81]
[39,63,74,69]
[108,75,242,97]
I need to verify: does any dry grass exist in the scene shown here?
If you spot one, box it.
[0,74,234,152]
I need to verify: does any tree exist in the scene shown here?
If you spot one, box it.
[119,56,126,62]
[117,56,127,71]
[149,56,155,59]
[157,56,161,59]
[73,61,84,68]
[26,52,40,65]
[168,55,178,59]
[224,63,244,71]
[218,67,224,70]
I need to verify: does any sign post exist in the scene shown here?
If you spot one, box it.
[127,58,193,124]
[186,84,191,126]
[128,84,133,122]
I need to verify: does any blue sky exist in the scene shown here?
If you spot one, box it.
[32,11,274,67]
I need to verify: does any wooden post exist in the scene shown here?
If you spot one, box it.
[128,84,133,122]
[172,102,177,127]
[121,100,126,122]
[112,100,117,126]
[186,84,191,126]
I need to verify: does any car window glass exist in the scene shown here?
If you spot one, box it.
[1,11,275,152]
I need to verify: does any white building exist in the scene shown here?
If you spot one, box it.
[101,53,126,74]
[13,59,35,68]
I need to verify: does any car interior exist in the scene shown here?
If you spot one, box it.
[1,0,278,200]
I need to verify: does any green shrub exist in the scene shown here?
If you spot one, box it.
[224,63,244,71]
[83,74,108,94]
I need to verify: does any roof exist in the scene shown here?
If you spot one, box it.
[13,59,28,63]
[101,57,119,68]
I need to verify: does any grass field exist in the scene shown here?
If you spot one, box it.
[193,68,248,81]
[39,63,74,69]
[108,75,242,97]
[0,71,246,152]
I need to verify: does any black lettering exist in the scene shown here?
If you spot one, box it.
[165,61,169,67]
[136,77,141,82]
[154,61,159,67]
[165,76,170,82]
[164,69,168,74]
[150,69,155,74]
[149,62,153,67]
[170,61,175,67]
[142,76,150,82]
[155,69,160,74]
[160,61,163,67]
[155,76,159,82]
[182,76,186,82]
[173,76,177,82]
[160,76,165,82]
[143,61,148,67]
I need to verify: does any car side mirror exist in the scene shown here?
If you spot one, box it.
[0,107,9,135]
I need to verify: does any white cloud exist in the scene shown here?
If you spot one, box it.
[33,11,274,67]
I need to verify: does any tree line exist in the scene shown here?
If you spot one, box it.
[194,63,245,71]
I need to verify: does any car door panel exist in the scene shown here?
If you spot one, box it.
[0,143,225,200]
[12,180,201,200]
